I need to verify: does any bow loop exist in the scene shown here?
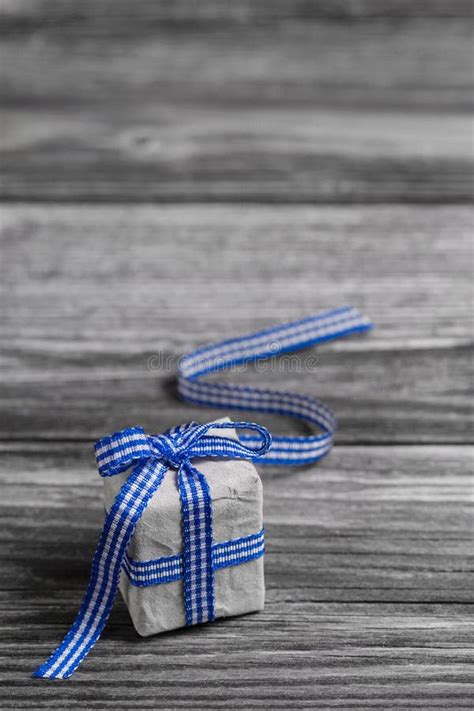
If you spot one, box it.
[187,421,272,461]
[94,427,153,477]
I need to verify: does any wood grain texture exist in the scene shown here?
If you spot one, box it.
[1,204,472,442]
[0,444,472,707]
[1,3,473,202]
[2,603,474,709]
[3,0,474,23]
[1,2,473,706]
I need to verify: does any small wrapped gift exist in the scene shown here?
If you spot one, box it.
[102,418,265,636]
[34,416,271,680]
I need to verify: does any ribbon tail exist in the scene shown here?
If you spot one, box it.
[178,306,373,466]
[178,460,215,626]
[33,458,168,680]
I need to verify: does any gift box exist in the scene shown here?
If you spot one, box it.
[102,418,265,636]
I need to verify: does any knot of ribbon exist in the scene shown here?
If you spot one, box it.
[96,421,270,477]
[34,305,372,680]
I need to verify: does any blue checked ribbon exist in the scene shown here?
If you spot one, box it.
[123,528,266,587]
[34,305,372,680]
[178,305,372,465]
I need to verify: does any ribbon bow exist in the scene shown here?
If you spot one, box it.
[34,421,271,680]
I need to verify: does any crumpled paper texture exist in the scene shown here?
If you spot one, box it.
[103,418,265,636]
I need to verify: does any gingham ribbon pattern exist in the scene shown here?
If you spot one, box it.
[33,305,372,680]
[179,306,372,465]
[123,528,266,587]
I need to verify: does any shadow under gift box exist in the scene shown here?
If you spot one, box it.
[102,419,265,636]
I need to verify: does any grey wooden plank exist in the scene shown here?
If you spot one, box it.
[1,347,472,443]
[0,443,472,707]
[3,10,472,111]
[2,109,471,203]
[0,444,472,603]
[3,0,473,26]
[1,603,473,708]
[1,6,473,201]
[1,205,472,442]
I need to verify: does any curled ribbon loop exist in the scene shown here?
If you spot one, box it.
[178,306,372,465]
[33,306,372,679]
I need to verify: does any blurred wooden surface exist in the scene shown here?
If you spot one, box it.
[1,1,474,202]
[0,1,473,709]
[2,205,473,444]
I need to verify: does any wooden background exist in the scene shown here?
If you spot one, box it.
[1,1,473,708]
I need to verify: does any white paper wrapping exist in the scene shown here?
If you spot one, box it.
[103,418,265,636]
